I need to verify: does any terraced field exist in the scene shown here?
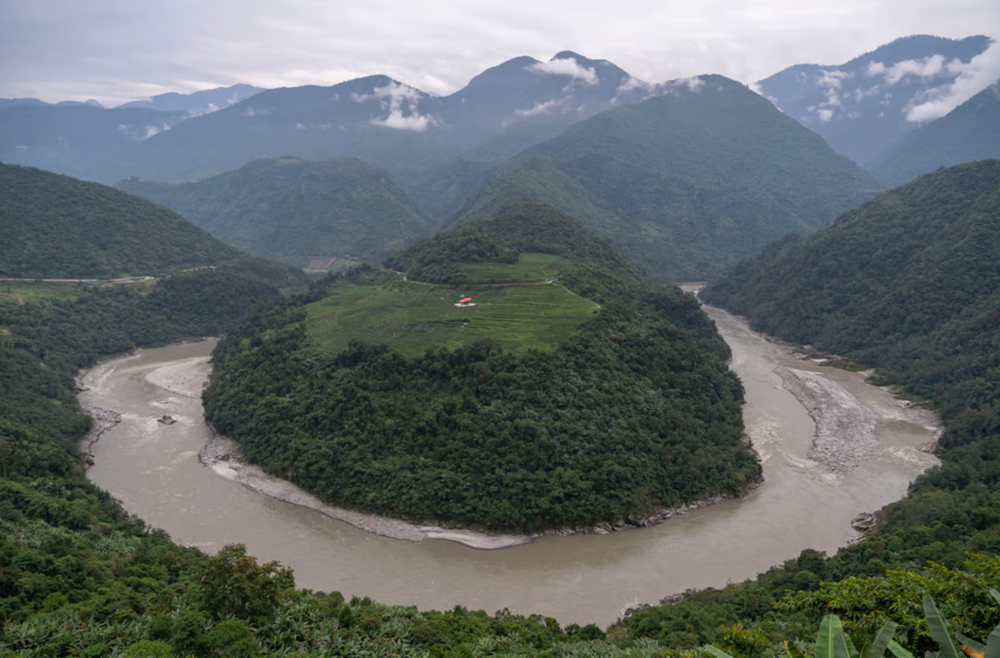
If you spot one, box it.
[306,275,598,358]
[458,252,565,283]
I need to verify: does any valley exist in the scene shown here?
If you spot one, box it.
[3,25,1000,657]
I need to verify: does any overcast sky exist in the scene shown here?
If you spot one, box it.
[1,0,997,107]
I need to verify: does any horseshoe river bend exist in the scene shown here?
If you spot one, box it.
[80,302,940,627]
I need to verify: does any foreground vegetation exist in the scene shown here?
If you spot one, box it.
[205,203,761,531]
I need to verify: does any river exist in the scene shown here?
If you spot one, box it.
[81,305,939,627]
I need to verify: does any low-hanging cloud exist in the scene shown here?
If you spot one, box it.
[902,39,1000,122]
[528,58,599,85]
[352,81,438,132]
[514,98,564,117]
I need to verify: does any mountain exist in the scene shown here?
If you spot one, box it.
[118,157,434,269]
[115,83,264,114]
[866,81,1000,186]
[700,160,1000,397]
[0,162,260,279]
[0,104,188,179]
[92,52,655,188]
[203,202,761,532]
[0,98,104,110]
[758,35,993,164]
[450,75,884,281]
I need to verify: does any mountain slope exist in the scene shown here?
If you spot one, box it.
[866,82,1000,186]
[203,202,761,532]
[758,34,993,164]
[1,163,260,279]
[452,75,883,281]
[700,160,1000,398]
[118,157,434,268]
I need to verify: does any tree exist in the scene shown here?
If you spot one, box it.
[202,544,294,623]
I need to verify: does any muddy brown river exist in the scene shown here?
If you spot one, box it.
[81,305,939,626]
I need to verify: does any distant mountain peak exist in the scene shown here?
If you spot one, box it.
[757,34,995,163]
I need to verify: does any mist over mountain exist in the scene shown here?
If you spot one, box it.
[118,157,434,269]
[758,35,994,164]
[91,52,659,186]
[449,75,883,281]
[866,80,1000,186]
[0,105,189,179]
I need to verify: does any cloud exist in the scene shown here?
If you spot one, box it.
[514,98,564,117]
[867,54,947,85]
[816,108,834,122]
[816,70,853,88]
[527,57,599,85]
[240,106,274,117]
[352,81,438,132]
[902,39,1000,122]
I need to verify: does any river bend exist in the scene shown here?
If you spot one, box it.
[81,305,939,626]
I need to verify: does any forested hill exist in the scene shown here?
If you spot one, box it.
[450,75,883,281]
[204,203,761,532]
[700,159,1000,366]
[0,163,248,278]
[118,157,435,269]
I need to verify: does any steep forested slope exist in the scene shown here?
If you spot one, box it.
[866,82,1000,186]
[204,203,761,531]
[452,75,883,281]
[119,157,434,268]
[0,163,249,278]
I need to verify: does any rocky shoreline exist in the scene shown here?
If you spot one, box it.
[775,366,880,474]
[75,354,140,469]
[77,402,122,469]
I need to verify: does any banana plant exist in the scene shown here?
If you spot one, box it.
[955,589,1000,658]
[704,589,1000,658]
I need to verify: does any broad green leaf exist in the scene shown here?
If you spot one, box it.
[924,595,963,658]
[888,640,917,658]
[990,590,1000,608]
[984,622,1000,658]
[866,622,901,658]
[786,640,809,658]
[703,645,737,658]
[817,615,854,658]
[956,633,985,655]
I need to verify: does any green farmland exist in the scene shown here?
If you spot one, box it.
[457,252,565,283]
[306,275,599,358]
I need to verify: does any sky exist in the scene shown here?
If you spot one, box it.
[1,0,998,107]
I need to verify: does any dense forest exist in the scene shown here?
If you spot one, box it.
[204,203,761,531]
[0,163,257,279]
[118,157,435,269]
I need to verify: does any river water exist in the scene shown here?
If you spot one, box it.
[82,305,939,626]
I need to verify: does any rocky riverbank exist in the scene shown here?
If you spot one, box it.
[776,366,880,474]
[77,402,122,469]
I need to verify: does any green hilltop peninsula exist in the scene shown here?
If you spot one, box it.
[204,203,762,532]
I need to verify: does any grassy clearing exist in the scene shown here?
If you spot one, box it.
[458,252,565,283]
[0,281,87,303]
[306,276,598,358]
